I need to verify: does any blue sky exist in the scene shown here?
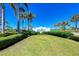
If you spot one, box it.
[3,3,79,29]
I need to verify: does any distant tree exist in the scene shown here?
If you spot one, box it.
[54,21,69,31]
[61,21,69,31]
[71,14,79,31]
[54,23,61,30]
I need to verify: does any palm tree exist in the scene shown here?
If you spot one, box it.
[61,21,69,31]
[0,18,1,29]
[22,12,28,30]
[19,12,26,30]
[26,11,35,31]
[54,21,69,31]
[0,3,16,33]
[54,23,60,30]
[10,3,28,32]
[71,14,79,31]
[0,3,5,33]
[54,22,63,30]
[0,3,28,33]
[18,4,28,32]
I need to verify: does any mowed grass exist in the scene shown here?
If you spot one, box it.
[0,35,79,56]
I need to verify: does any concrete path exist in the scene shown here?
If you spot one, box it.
[72,32,79,36]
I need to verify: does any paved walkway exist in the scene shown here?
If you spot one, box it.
[72,32,79,36]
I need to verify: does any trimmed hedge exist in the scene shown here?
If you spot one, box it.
[0,32,17,37]
[43,30,79,42]
[43,31,73,38]
[69,35,79,41]
[22,30,40,36]
[0,30,40,50]
[0,34,27,50]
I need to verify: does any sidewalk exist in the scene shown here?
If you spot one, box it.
[72,32,79,36]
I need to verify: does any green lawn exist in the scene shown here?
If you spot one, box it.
[0,35,79,56]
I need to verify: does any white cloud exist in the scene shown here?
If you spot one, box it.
[32,26,51,33]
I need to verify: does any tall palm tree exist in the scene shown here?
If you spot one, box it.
[0,3,5,33]
[0,3,28,33]
[26,11,35,31]
[10,3,28,32]
[71,14,79,31]
[19,13,26,30]
[18,7,26,31]
[22,12,28,30]
[0,3,16,33]
[0,17,1,25]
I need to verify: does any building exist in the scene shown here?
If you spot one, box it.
[32,26,51,33]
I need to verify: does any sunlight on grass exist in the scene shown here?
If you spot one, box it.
[0,35,79,56]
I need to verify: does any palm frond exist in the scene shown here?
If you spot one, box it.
[9,3,17,15]
[23,12,28,18]
[24,3,28,9]
[71,14,79,22]
[1,3,5,9]
[19,7,25,12]
[29,11,35,19]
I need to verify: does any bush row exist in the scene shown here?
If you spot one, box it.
[43,30,79,42]
[0,31,40,50]
[43,31,73,38]
[0,30,40,37]
[69,35,79,41]
[0,32,17,37]
[0,34,27,50]
[22,30,40,36]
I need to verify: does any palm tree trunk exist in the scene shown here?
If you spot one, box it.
[17,19,20,32]
[29,20,32,30]
[22,19,24,30]
[17,4,20,32]
[22,19,26,30]
[24,20,26,30]
[28,19,30,31]
[2,7,5,33]
[75,21,77,31]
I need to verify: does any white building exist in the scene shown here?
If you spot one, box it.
[32,26,51,33]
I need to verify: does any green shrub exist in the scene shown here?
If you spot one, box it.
[69,35,79,41]
[0,30,39,50]
[22,30,40,36]
[0,32,18,37]
[0,34,27,50]
[43,31,73,38]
